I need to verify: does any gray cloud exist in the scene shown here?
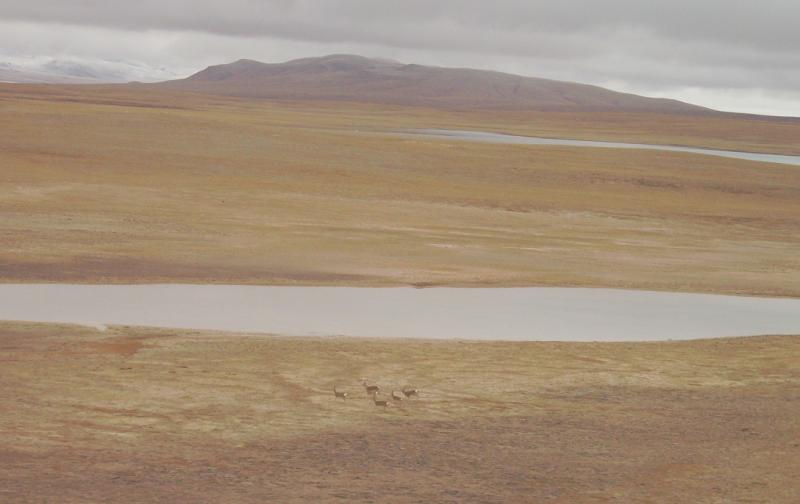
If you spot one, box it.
[3,1,798,51]
[1,0,799,115]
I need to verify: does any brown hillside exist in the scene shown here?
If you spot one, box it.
[158,54,708,112]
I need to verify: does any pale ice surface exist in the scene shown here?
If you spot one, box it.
[1,284,799,341]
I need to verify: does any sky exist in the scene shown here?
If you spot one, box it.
[1,0,799,116]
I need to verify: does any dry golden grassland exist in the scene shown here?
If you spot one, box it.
[1,322,798,503]
[1,84,799,295]
[3,85,799,503]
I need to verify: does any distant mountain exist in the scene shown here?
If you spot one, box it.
[0,64,102,84]
[0,58,180,84]
[159,54,708,113]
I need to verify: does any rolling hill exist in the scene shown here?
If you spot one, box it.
[158,54,708,113]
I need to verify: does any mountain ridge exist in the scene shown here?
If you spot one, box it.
[159,54,708,113]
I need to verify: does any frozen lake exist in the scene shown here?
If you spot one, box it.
[408,129,800,167]
[1,284,799,341]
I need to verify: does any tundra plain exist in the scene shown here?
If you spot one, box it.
[2,82,800,504]
[1,83,800,295]
[1,322,799,503]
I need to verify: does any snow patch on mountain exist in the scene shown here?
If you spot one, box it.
[0,55,181,83]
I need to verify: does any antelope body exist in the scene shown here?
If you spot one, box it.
[402,387,419,398]
[372,392,390,409]
[333,385,348,401]
[361,380,380,395]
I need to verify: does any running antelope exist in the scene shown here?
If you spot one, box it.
[391,390,404,402]
[372,392,390,409]
[361,379,380,396]
[402,387,419,398]
[333,385,348,401]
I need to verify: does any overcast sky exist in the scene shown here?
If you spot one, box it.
[1,0,799,116]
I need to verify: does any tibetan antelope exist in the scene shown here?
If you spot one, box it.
[402,387,419,398]
[361,379,380,396]
[391,390,404,402]
[372,392,390,409]
[333,385,348,401]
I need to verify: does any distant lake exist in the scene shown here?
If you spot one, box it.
[406,129,800,166]
[1,284,799,341]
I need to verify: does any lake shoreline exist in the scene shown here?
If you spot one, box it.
[2,277,799,299]
[402,128,800,166]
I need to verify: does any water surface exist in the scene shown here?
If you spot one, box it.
[408,129,800,167]
[1,284,799,341]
